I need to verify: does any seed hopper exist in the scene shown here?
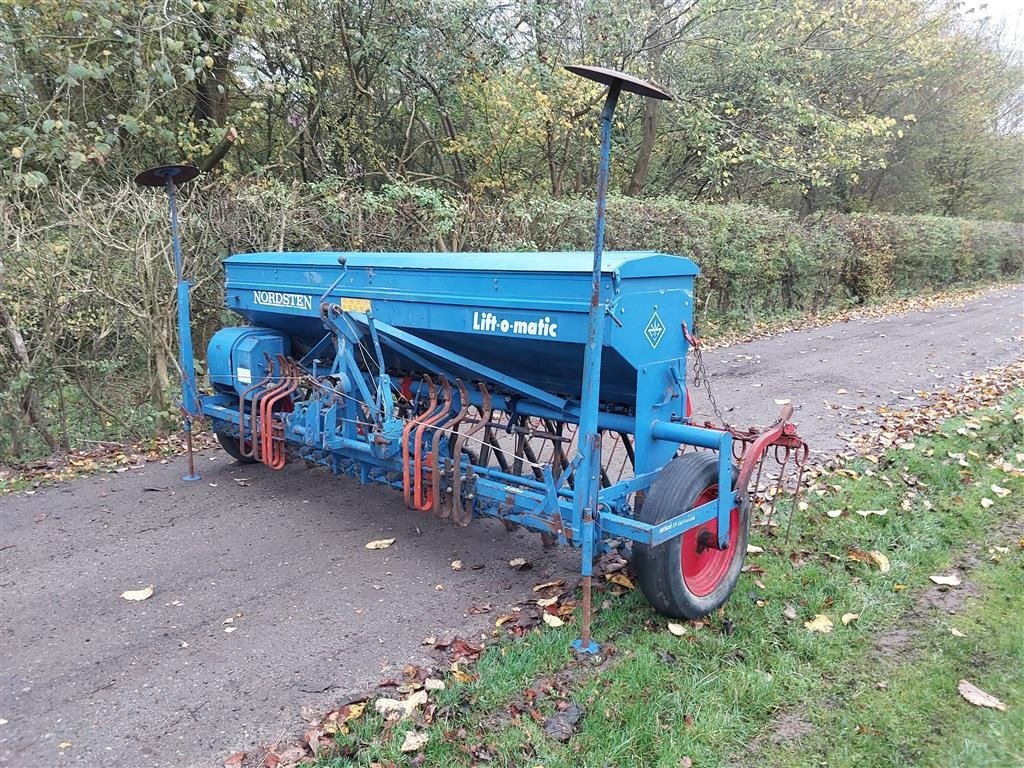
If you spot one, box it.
[137,65,807,652]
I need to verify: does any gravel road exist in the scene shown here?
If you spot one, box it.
[0,285,1020,767]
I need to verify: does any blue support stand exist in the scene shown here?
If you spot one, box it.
[565,65,672,654]
[135,164,203,483]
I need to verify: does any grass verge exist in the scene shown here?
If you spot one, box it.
[305,390,1023,768]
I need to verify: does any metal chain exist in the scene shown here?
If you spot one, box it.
[689,339,732,429]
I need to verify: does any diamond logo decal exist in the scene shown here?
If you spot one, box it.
[644,310,666,349]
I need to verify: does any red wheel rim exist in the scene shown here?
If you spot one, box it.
[681,484,740,597]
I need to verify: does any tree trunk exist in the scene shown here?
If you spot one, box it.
[0,302,60,452]
[627,98,660,195]
[626,0,668,195]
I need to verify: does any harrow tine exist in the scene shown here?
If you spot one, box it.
[433,379,470,518]
[413,375,452,511]
[783,440,811,548]
[452,383,491,527]
[402,374,436,508]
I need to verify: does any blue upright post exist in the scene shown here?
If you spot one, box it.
[167,177,202,482]
[134,164,203,482]
[571,82,620,655]
[564,65,672,654]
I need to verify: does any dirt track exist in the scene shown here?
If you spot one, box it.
[0,286,1020,767]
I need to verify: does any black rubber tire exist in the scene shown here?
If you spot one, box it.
[215,431,257,464]
[633,452,750,619]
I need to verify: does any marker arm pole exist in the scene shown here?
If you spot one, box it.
[167,178,200,418]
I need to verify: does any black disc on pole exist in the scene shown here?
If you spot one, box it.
[134,164,201,188]
[564,64,673,101]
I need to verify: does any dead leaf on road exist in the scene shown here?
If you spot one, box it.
[400,731,429,753]
[223,752,245,767]
[532,579,564,592]
[509,557,532,570]
[958,680,1007,711]
[450,560,463,570]
[804,614,834,633]
[536,595,559,607]
[930,574,962,587]
[365,538,395,550]
[120,586,154,602]
[275,745,306,765]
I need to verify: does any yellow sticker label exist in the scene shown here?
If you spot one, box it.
[339,297,371,313]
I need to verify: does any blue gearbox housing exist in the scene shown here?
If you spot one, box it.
[207,327,291,396]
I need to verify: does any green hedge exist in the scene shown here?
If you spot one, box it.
[1,180,1021,461]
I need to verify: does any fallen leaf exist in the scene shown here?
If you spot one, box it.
[375,689,428,719]
[826,509,843,518]
[275,745,306,764]
[870,551,891,573]
[930,574,962,587]
[365,538,395,550]
[223,752,245,767]
[424,678,445,691]
[804,614,834,633]
[957,680,1007,711]
[746,544,765,554]
[783,604,797,621]
[58,742,73,749]
[836,388,848,395]
[120,586,154,602]
[991,484,1011,498]
[509,557,532,570]
[543,703,585,742]
[680,758,693,768]
[855,509,887,517]
[450,662,475,684]
[607,573,635,589]
[542,613,564,628]
[667,622,687,636]
[536,595,559,607]
[980,497,994,508]
[400,731,429,753]
[451,560,463,571]
[224,626,236,634]
[841,612,859,625]
[950,627,966,637]
[532,579,564,592]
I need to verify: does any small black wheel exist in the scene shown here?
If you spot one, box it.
[215,431,257,464]
[633,452,750,619]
